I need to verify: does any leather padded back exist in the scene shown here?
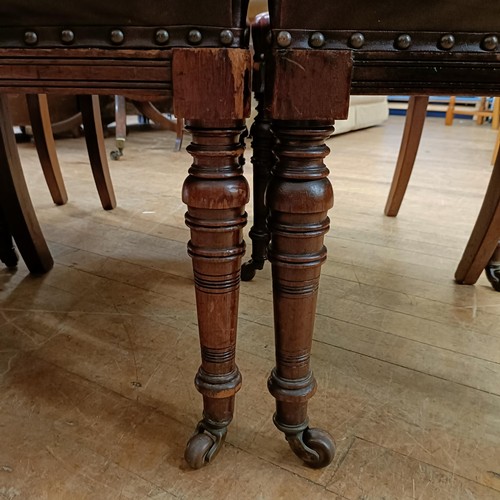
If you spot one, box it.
[0,0,249,28]
[269,0,500,32]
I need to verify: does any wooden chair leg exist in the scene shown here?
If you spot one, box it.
[26,94,68,206]
[79,95,117,210]
[493,129,500,166]
[492,97,500,130]
[0,94,53,274]
[384,96,429,216]
[110,95,126,160]
[132,100,184,152]
[445,96,456,126]
[455,145,500,287]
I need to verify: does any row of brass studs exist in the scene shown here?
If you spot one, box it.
[275,30,499,51]
[23,28,235,47]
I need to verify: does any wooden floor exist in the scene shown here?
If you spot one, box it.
[1,115,500,499]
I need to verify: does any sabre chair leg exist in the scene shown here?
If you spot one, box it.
[455,143,500,289]
[26,94,68,206]
[0,94,53,274]
[385,95,429,216]
[182,121,249,469]
[79,95,117,210]
[267,120,336,468]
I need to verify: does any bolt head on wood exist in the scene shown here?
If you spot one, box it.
[220,29,234,46]
[24,31,38,45]
[349,32,365,49]
[439,34,455,50]
[155,29,169,45]
[188,30,202,45]
[396,34,412,50]
[482,35,498,51]
[309,32,325,48]
[61,30,75,44]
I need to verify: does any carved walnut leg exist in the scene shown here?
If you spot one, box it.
[182,121,249,468]
[267,120,335,468]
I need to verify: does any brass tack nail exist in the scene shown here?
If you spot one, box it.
[155,29,169,45]
[276,30,292,48]
[396,33,412,50]
[188,29,202,45]
[61,30,75,44]
[110,29,124,44]
[309,32,325,48]
[24,31,38,45]
[439,34,455,50]
[482,35,498,51]
[220,29,234,46]
[349,32,365,49]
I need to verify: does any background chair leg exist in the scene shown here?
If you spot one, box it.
[79,95,117,210]
[110,95,126,160]
[455,145,500,288]
[0,205,18,268]
[385,96,429,217]
[0,94,53,274]
[26,94,68,206]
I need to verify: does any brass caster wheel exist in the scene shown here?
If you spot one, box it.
[184,421,228,469]
[110,149,123,161]
[286,428,335,469]
[485,263,500,292]
[184,432,216,469]
[241,259,264,282]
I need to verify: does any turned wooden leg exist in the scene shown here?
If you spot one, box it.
[26,94,68,206]
[266,120,335,468]
[0,94,53,274]
[385,96,429,217]
[182,121,249,469]
[455,141,500,288]
[110,95,126,160]
[79,95,117,210]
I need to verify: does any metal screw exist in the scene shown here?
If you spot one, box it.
[188,29,202,45]
[110,29,124,45]
[439,34,455,50]
[220,29,234,46]
[61,30,75,44]
[276,30,292,48]
[482,35,498,51]
[349,32,365,49]
[309,32,325,48]
[155,29,169,45]
[396,34,412,50]
[24,31,38,45]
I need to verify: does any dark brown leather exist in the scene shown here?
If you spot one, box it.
[270,1,499,32]
[0,1,249,28]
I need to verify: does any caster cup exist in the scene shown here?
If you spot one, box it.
[184,421,228,469]
[286,427,336,469]
[241,259,264,282]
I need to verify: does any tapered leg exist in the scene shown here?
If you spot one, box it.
[385,96,429,217]
[455,143,500,287]
[182,121,249,468]
[79,95,117,209]
[26,94,68,206]
[110,95,126,160]
[0,94,53,274]
[267,120,335,468]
